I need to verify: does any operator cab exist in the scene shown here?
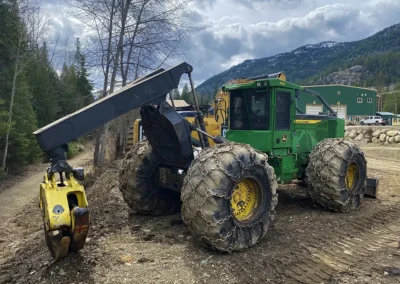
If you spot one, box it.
[222,79,296,153]
[221,78,340,155]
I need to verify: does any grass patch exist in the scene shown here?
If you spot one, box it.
[67,139,85,159]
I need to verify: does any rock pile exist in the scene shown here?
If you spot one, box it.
[345,127,400,145]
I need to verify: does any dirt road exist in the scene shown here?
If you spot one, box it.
[1,145,400,284]
[0,151,93,222]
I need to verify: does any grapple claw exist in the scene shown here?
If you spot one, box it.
[39,170,89,260]
[70,207,90,252]
[44,228,70,260]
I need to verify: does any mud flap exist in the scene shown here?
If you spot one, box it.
[70,207,90,252]
[365,177,379,198]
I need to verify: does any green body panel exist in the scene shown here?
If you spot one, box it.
[292,118,345,181]
[224,78,345,184]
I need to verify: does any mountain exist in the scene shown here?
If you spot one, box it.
[311,65,373,86]
[196,23,400,97]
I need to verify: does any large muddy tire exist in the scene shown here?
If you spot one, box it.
[119,140,181,215]
[181,143,278,252]
[306,138,367,212]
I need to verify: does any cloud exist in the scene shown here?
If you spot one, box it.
[39,0,400,86]
[364,0,400,30]
[186,0,400,83]
[195,0,216,9]
[232,0,304,9]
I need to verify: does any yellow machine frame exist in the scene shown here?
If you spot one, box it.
[39,172,89,260]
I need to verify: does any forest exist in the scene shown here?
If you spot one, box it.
[0,0,194,176]
[0,0,93,175]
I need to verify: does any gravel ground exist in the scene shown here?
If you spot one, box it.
[1,145,400,284]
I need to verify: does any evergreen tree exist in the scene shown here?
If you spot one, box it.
[0,0,41,170]
[180,83,193,104]
[382,84,400,113]
[0,100,8,140]
[170,88,181,100]
[6,74,41,168]
[58,39,94,117]
[0,3,94,172]
[74,38,94,106]
[59,63,80,116]
[27,42,60,127]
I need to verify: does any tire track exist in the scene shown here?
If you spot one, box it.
[283,205,400,283]
[367,158,400,172]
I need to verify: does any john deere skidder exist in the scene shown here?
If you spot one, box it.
[34,62,378,260]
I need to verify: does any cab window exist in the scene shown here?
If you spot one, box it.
[246,89,270,130]
[230,89,270,130]
[230,91,250,130]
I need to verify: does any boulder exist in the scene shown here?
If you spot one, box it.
[395,135,400,143]
[76,144,85,152]
[344,131,349,138]
[381,129,389,134]
[363,138,372,143]
[372,129,381,137]
[356,129,362,134]
[386,130,398,137]
[379,133,386,142]
[384,141,389,145]
[389,137,395,144]
[355,133,364,141]
[348,129,358,139]
[386,136,390,142]
[372,137,380,144]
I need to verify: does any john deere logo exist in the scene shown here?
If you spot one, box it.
[282,135,287,142]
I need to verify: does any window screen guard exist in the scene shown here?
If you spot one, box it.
[275,90,291,130]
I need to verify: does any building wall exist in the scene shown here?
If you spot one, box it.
[297,85,377,120]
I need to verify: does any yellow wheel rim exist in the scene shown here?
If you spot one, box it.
[230,178,260,222]
[345,162,359,190]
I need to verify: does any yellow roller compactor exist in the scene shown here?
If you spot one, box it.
[33,63,378,261]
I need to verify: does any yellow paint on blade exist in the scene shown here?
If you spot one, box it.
[295,120,322,124]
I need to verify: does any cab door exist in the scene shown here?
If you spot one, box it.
[273,88,294,150]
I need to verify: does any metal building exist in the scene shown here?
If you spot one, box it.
[297,85,377,122]
[376,111,394,125]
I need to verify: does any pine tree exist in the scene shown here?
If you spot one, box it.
[180,83,193,104]
[0,0,41,170]
[74,38,94,106]
[0,100,8,140]
[59,63,82,116]
[27,42,60,127]
[170,88,181,100]
[6,74,41,168]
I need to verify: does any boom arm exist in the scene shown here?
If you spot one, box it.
[34,62,194,162]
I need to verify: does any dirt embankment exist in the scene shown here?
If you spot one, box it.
[1,146,400,284]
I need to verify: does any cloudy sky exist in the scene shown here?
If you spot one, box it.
[43,0,400,85]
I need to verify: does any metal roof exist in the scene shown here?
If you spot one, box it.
[166,100,189,107]
[376,112,394,116]
[305,84,377,92]
[223,78,302,91]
